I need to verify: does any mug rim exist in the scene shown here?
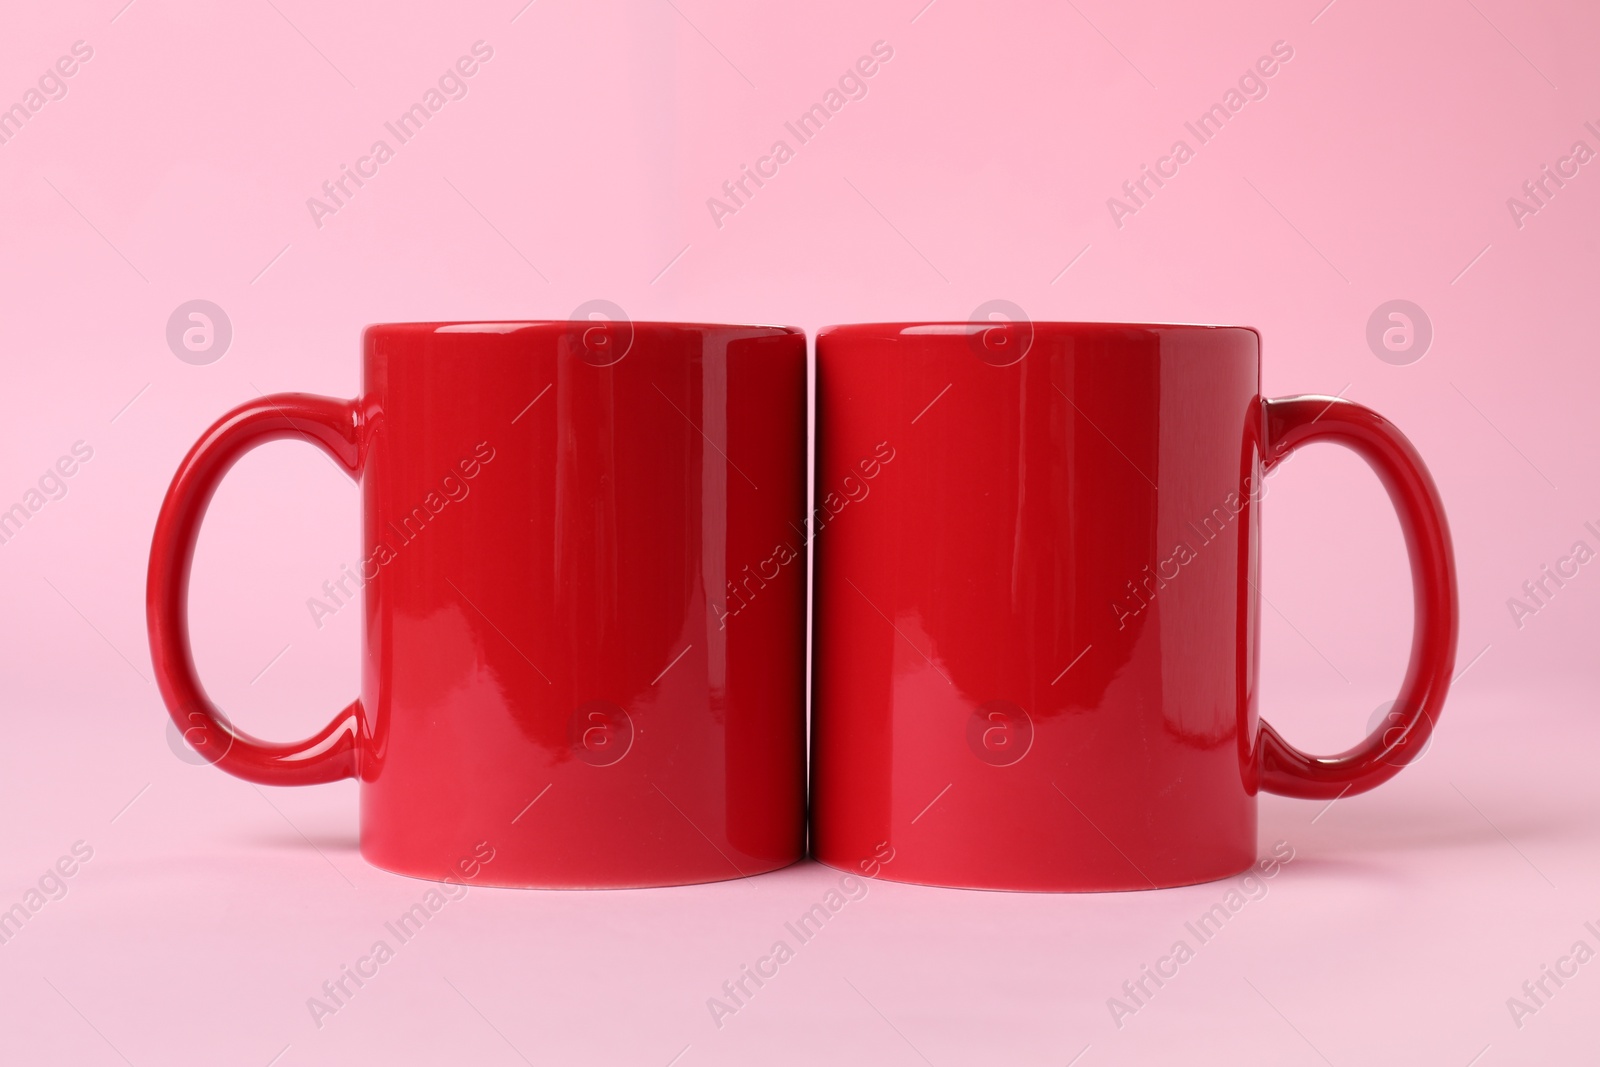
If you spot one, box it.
[818,320,1258,337]
[362,320,802,336]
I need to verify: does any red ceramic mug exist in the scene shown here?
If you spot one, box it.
[810,322,1457,891]
[148,321,809,888]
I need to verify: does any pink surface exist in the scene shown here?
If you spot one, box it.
[0,0,1595,1062]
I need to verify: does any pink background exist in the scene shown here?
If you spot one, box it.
[2,0,1596,1062]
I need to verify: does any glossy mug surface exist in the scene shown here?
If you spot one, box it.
[811,322,1457,891]
[148,321,809,888]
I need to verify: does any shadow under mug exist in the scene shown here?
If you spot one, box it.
[810,322,1458,891]
[148,321,809,889]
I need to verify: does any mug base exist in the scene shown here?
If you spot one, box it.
[361,846,806,891]
[812,853,1258,893]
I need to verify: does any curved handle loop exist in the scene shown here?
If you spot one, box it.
[147,393,364,785]
[1257,396,1458,799]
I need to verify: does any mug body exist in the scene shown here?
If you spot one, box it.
[812,322,1263,891]
[357,321,808,888]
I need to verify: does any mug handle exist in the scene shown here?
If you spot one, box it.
[147,393,364,785]
[1256,395,1458,799]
